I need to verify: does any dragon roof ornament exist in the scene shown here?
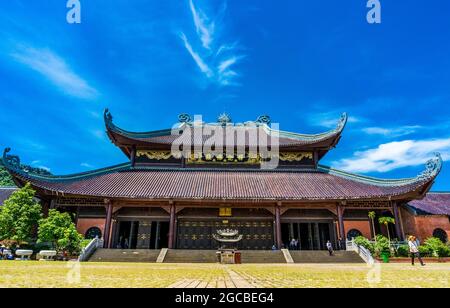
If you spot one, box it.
[417,153,443,180]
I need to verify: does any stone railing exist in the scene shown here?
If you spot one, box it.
[78,237,103,262]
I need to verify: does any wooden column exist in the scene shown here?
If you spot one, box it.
[275,205,282,249]
[168,203,176,249]
[130,146,137,167]
[103,200,113,248]
[337,204,345,248]
[392,202,404,241]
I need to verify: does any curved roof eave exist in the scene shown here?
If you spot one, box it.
[2,148,442,201]
[319,153,442,188]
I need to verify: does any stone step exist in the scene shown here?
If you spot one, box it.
[289,250,364,263]
[240,250,286,263]
[164,249,217,263]
[88,249,160,262]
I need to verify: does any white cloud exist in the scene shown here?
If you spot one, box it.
[180,0,243,87]
[80,163,94,168]
[362,125,421,137]
[189,0,214,49]
[10,45,98,100]
[333,138,450,173]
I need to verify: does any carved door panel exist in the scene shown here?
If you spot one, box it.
[136,220,152,249]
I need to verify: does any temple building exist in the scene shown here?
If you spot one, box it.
[2,110,447,251]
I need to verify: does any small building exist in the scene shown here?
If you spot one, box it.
[2,110,446,250]
[403,193,450,243]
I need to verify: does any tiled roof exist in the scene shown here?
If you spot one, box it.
[0,187,16,205]
[2,149,442,202]
[4,166,433,201]
[408,193,450,215]
[104,109,347,149]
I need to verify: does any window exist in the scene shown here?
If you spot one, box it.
[432,228,448,243]
[85,227,102,239]
[347,229,362,240]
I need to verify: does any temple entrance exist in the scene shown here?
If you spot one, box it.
[176,220,273,250]
[115,220,169,249]
[281,222,334,250]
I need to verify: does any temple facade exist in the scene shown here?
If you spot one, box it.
[2,110,445,250]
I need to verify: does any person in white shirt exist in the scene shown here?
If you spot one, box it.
[408,235,425,266]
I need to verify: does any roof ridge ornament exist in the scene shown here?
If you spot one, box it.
[418,153,443,180]
[178,113,192,123]
[256,115,271,125]
[218,113,232,125]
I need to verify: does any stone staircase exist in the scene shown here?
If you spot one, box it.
[289,250,364,263]
[163,249,218,263]
[240,250,286,263]
[88,249,160,262]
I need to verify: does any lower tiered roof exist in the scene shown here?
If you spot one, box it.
[2,149,442,202]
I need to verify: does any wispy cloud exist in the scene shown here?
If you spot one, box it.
[333,138,450,173]
[10,45,98,100]
[362,125,421,137]
[180,32,213,78]
[180,0,243,87]
[80,163,94,168]
[189,0,214,49]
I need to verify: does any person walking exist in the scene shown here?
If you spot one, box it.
[326,240,333,256]
[408,235,425,266]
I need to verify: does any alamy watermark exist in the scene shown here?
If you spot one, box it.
[367,0,381,24]
[170,115,280,170]
[66,1,381,25]
[66,0,81,24]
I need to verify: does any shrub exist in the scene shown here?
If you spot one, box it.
[424,237,450,258]
[354,236,374,254]
[396,245,410,257]
[418,245,431,257]
[374,235,390,257]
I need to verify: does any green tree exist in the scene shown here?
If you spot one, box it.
[0,183,42,243]
[38,209,83,255]
[378,216,395,242]
[0,166,15,187]
[368,211,376,240]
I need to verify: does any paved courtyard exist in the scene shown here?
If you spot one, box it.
[0,261,449,288]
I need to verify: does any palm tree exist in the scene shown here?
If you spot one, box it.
[378,216,395,242]
[368,211,376,240]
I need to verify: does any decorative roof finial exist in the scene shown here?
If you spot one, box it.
[178,113,192,123]
[218,113,232,125]
[256,115,271,125]
[418,153,443,180]
[2,148,20,169]
[336,112,348,132]
[104,108,113,124]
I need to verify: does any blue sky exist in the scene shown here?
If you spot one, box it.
[1,0,450,190]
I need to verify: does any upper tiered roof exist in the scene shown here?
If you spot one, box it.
[104,109,348,160]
